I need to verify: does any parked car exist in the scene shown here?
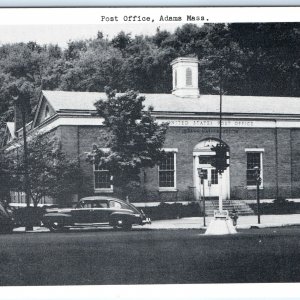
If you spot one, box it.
[0,202,14,233]
[42,196,151,232]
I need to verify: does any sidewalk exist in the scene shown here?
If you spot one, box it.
[138,214,300,230]
[12,214,300,232]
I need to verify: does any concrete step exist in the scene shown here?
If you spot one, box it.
[203,200,255,216]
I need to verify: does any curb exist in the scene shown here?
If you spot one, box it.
[237,222,300,230]
[12,222,300,232]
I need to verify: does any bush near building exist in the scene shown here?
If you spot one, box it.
[141,202,202,220]
[249,199,300,215]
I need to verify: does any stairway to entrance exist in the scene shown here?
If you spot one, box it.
[204,200,254,216]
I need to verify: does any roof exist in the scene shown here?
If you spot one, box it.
[42,90,300,116]
[80,196,122,201]
[6,122,15,138]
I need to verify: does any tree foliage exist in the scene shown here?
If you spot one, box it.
[1,23,300,139]
[0,150,12,202]
[7,134,83,206]
[87,87,169,198]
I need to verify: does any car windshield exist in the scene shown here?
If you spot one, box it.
[109,200,131,210]
[78,201,109,208]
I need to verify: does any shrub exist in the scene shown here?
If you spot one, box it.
[141,202,202,220]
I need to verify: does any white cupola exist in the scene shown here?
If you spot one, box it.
[171,57,200,98]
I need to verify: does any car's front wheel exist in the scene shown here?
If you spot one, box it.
[113,218,132,231]
[47,222,66,233]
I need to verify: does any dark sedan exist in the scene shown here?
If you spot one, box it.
[0,202,14,233]
[42,196,151,232]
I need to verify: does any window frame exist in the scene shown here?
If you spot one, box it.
[93,148,113,193]
[245,149,264,189]
[158,148,178,192]
[93,164,113,193]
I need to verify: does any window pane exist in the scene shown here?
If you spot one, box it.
[109,201,122,209]
[246,153,261,186]
[211,169,218,184]
[160,153,174,171]
[199,156,212,164]
[110,201,130,210]
[247,152,260,169]
[95,170,111,189]
[93,201,108,208]
[159,171,175,187]
[159,152,175,188]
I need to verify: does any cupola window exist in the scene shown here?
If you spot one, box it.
[186,68,192,86]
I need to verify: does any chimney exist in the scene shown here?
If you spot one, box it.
[171,57,200,98]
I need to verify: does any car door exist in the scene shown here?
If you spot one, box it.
[90,200,111,223]
[71,201,94,224]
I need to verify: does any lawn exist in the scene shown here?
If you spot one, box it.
[0,227,300,285]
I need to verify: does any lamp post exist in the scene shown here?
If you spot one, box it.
[254,166,262,224]
[197,168,206,227]
[12,88,32,231]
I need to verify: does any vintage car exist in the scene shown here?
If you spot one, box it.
[0,202,14,233]
[42,196,151,232]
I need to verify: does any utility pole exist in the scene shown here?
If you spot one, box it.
[219,73,223,213]
[219,73,223,141]
[202,176,206,227]
[12,89,32,231]
[197,168,206,227]
[254,166,261,224]
[21,108,30,210]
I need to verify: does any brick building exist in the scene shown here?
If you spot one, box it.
[3,56,300,204]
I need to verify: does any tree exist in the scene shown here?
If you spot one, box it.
[87,87,169,199]
[111,31,132,52]
[60,46,124,92]
[199,24,247,95]
[228,23,300,96]
[8,133,83,207]
[0,150,12,202]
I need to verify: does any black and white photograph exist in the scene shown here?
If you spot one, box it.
[0,6,300,296]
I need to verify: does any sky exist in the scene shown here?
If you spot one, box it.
[0,7,299,48]
[0,23,180,48]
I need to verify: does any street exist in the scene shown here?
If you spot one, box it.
[1,227,300,285]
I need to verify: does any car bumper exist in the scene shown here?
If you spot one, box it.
[142,217,151,225]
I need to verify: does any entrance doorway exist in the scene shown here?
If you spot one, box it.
[193,139,230,200]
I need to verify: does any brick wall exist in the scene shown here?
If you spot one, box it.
[57,124,296,202]
[144,126,287,201]
[291,129,300,197]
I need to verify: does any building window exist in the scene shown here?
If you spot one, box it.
[246,151,263,187]
[186,68,192,86]
[94,164,113,191]
[174,70,177,88]
[159,150,177,190]
[198,155,212,164]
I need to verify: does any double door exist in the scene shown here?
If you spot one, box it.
[195,154,219,198]
[199,167,219,197]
